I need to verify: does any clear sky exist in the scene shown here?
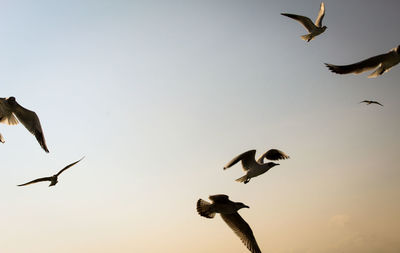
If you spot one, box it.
[0,0,399,252]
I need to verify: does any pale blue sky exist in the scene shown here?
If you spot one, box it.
[1,1,399,252]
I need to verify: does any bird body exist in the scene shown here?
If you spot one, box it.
[197,195,261,253]
[325,45,400,78]
[281,2,326,42]
[224,149,289,184]
[0,96,49,152]
[17,157,84,187]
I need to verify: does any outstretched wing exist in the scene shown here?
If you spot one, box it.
[223,150,257,171]
[221,213,262,253]
[325,52,391,75]
[12,102,49,153]
[17,176,52,186]
[315,2,325,27]
[0,133,4,143]
[209,194,230,203]
[257,149,290,163]
[372,101,384,107]
[281,13,315,32]
[56,157,85,176]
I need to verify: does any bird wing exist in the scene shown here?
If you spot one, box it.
[315,2,325,27]
[359,100,369,104]
[224,150,257,171]
[0,99,19,125]
[281,13,315,33]
[324,52,391,75]
[209,194,230,203]
[221,213,262,253]
[257,149,290,163]
[372,101,384,106]
[17,176,52,186]
[12,102,49,152]
[0,133,4,143]
[56,157,85,176]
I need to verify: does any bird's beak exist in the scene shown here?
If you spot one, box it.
[276,163,280,166]
[244,205,250,209]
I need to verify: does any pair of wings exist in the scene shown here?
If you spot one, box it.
[360,100,383,106]
[224,149,289,171]
[281,2,325,31]
[206,195,261,253]
[17,157,84,186]
[0,98,49,152]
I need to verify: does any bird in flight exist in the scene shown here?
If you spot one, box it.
[224,149,289,184]
[197,194,261,253]
[17,157,84,187]
[325,45,400,78]
[281,2,326,42]
[360,100,383,107]
[0,96,49,152]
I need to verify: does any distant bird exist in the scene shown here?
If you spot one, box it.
[360,100,383,106]
[0,96,49,152]
[17,157,84,187]
[325,45,400,78]
[197,194,261,253]
[224,149,289,184]
[281,2,326,42]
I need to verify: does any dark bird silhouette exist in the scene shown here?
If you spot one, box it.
[0,96,49,152]
[17,157,84,187]
[224,149,289,184]
[197,194,261,253]
[325,45,400,78]
[281,2,326,42]
[360,100,383,106]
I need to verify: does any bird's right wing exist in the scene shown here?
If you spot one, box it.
[0,99,19,125]
[281,13,315,32]
[56,157,85,176]
[325,52,390,75]
[221,213,262,253]
[209,194,230,203]
[315,2,325,27]
[17,177,52,186]
[223,150,257,171]
[373,101,384,107]
[257,149,290,163]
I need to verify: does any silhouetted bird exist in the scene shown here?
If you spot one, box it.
[281,2,326,42]
[17,157,84,187]
[224,149,289,184]
[197,194,261,253]
[360,100,383,106]
[0,96,49,152]
[325,45,400,78]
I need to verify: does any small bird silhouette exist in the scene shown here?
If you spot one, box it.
[17,157,84,187]
[325,45,400,78]
[360,100,383,107]
[197,194,261,253]
[224,149,289,184]
[281,2,326,42]
[0,96,49,152]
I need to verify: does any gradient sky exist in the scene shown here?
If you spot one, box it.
[1,0,399,252]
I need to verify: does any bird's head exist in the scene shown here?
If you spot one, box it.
[396,45,400,53]
[235,202,250,210]
[6,96,16,105]
[322,26,327,30]
[267,162,280,168]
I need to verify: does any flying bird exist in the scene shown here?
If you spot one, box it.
[17,157,84,187]
[224,149,289,184]
[360,100,383,106]
[281,2,326,42]
[325,45,400,78]
[197,194,261,253]
[0,96,49,152]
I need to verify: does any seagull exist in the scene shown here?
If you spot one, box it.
[17,157,84,187]
[281,2,326,42]
[197,194,261,253]
[224,149,289,184]
[360,100,383,106]
[0,96,49,152]
[325,45,400,78]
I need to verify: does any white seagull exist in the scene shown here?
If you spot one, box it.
[224,149,290,184]
[0,96,49,152]
[325,45,400,78]
[197,194,262,253]
[281,2,326,42]
[17,157,84,187]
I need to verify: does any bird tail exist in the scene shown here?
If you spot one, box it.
[301,34,313,42]
[235,175,249,183]
[196,199,215,218]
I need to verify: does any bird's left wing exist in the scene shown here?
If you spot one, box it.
[17,176,52,186]
[221,213,262,253]
[257,149,290,163]
[315,2,325,27]
[56,157,85,176]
